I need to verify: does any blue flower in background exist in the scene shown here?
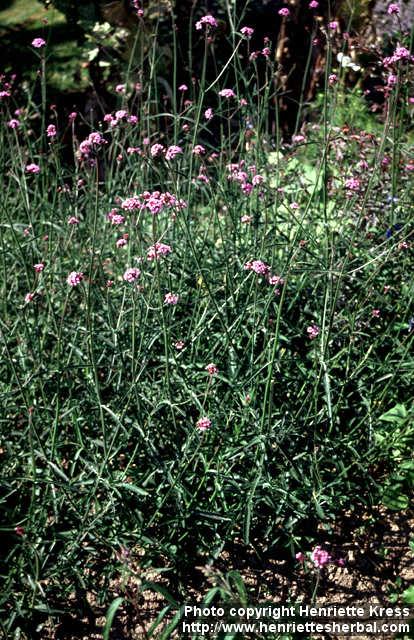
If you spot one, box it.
[386,195,399,204]
[386,223,403,238]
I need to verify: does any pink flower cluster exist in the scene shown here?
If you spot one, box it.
[150,143,164,157]
[206,363,218,375]
[296,546,340,569]
[25,163,40,174]
[103,110,138,127]
[121,196,141,211]
[67,271,84,287]
[107,209,125,225]
[227,161,264,195]
[311,546,332,568]
[196,416,211,430]
[123,267,141,283]
[121,191,186,216]
[164,292,179,305]
[387,3,400,14]
[195,15,218,30]
[46,124,56,138]
[245,260,270,276]
[345,177,361,193]
[193,144,205,156]
[244,260,285,290]
[240,26,254,38]
[147,242,172,261]
[165,145,183,161]
[78,132,106,158]
[219,88,236,99]
[383,46,413,67]
[32,37,46,48]
[307,324,320,339]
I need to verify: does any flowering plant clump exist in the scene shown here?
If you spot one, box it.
[2,6,414,634]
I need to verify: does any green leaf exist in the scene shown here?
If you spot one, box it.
[379,404,408,424]
[228,571,248,605]
[115,482,149,497]
[103,597,124,640]
[403,586,414,604]
[382,484,409,511]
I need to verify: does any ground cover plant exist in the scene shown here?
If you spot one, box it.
[0,0,414,638]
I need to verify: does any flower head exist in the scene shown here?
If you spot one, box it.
[240,26,254,38]
[34,263,44,272]
[307,324,320,339]
[219,88,236,98]
[193,144,205,155]
[206,363,218,375]
[195,15,218,30]
[25,163,40,174]
[121,196,141,211]
[46,124,56,138]
[164,292,179,305]
[278,7,290,17]
[123,267,141,283]
[311,546,331,568]
[150,143,165,158]
[32,38,46,48]
[67,271,84,287]
[244,259,270,276]
[345,177,360,192]
[196,416,212,431]
[387,3,400,14]
[165,145,183,161]
[147,242,172,261]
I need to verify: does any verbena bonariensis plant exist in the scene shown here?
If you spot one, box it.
[0,1,413,637]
